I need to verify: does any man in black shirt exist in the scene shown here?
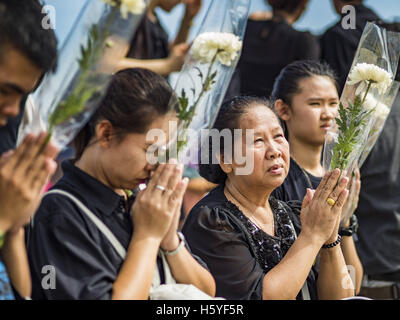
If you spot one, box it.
[355,59,400,299]
[320,0,381,93]
[0,0,58,299]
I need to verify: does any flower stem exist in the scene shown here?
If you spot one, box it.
[42,6,119,150]
[187,52,219,125]
[360,81,373,106]
[176,51,220,154]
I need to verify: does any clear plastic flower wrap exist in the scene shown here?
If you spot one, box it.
[357,80,400,167]
[323,22,400,175]
[18,0,147,150]
[156,0,250,166]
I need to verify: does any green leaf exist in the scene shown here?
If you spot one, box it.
[330,95,372,171]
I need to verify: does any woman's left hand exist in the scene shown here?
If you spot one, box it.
[340,168,361,227]
[160,176,189,251]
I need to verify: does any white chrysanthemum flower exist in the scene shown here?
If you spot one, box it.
[347,62,393,96]
[363,93,390,120]
[102,0,145,18]
[191,32,242,67]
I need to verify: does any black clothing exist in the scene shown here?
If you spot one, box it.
[182,185,318,300]
[28,161,207,300]
[320,4,381,93]
[271,157,321,203]
[238,18,320,98]
[355,93,400,276]
[28,161,134,300]
[126,14,169,60]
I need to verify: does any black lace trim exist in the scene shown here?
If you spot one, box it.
[223,198,297,273]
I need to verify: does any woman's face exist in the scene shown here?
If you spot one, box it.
[226,105,290,192]
[100,112,178,191]
[285,75,339,146]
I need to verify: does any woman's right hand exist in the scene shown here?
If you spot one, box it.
[299,169,349,246]
[131,159,186,242]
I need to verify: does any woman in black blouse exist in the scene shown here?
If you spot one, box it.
[28,68,215,300]
[182,96,355,300]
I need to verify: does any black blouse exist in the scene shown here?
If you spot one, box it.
[27,161,207,300]
[182,185,318,300]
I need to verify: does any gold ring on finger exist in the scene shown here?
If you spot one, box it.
[326,197,336,206]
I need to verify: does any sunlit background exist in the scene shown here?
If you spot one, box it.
[46,0,400,49]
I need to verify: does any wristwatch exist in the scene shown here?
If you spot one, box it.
[339,215,359,237]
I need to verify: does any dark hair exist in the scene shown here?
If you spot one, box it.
[73,68,179,160]
[271,60,338,105]
[199,96,279,184]
[340,0,363,3]
[266,0,307,14]
[0,0,58,72]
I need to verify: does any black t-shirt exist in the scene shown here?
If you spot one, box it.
[271,157,322,203]
[238,18,320,98]
[126,13,169,60]
[320,4,380,93]
[28,160,207,300]
[183,184,318,300]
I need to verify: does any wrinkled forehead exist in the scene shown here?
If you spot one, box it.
[239,105,282,132]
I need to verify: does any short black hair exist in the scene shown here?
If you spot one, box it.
[0,0,58,72]
[199,96,279,184]
[266,0,307,14]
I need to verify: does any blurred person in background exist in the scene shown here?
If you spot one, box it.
[237,0,320,99]
[320,0,380,93]
[118,0,202,76]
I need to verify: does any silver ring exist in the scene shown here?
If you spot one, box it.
[155,185,166,191]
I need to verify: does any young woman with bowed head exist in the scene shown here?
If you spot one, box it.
[271,60,363,293]
[28,68,216,300]
[182,96,355,300]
